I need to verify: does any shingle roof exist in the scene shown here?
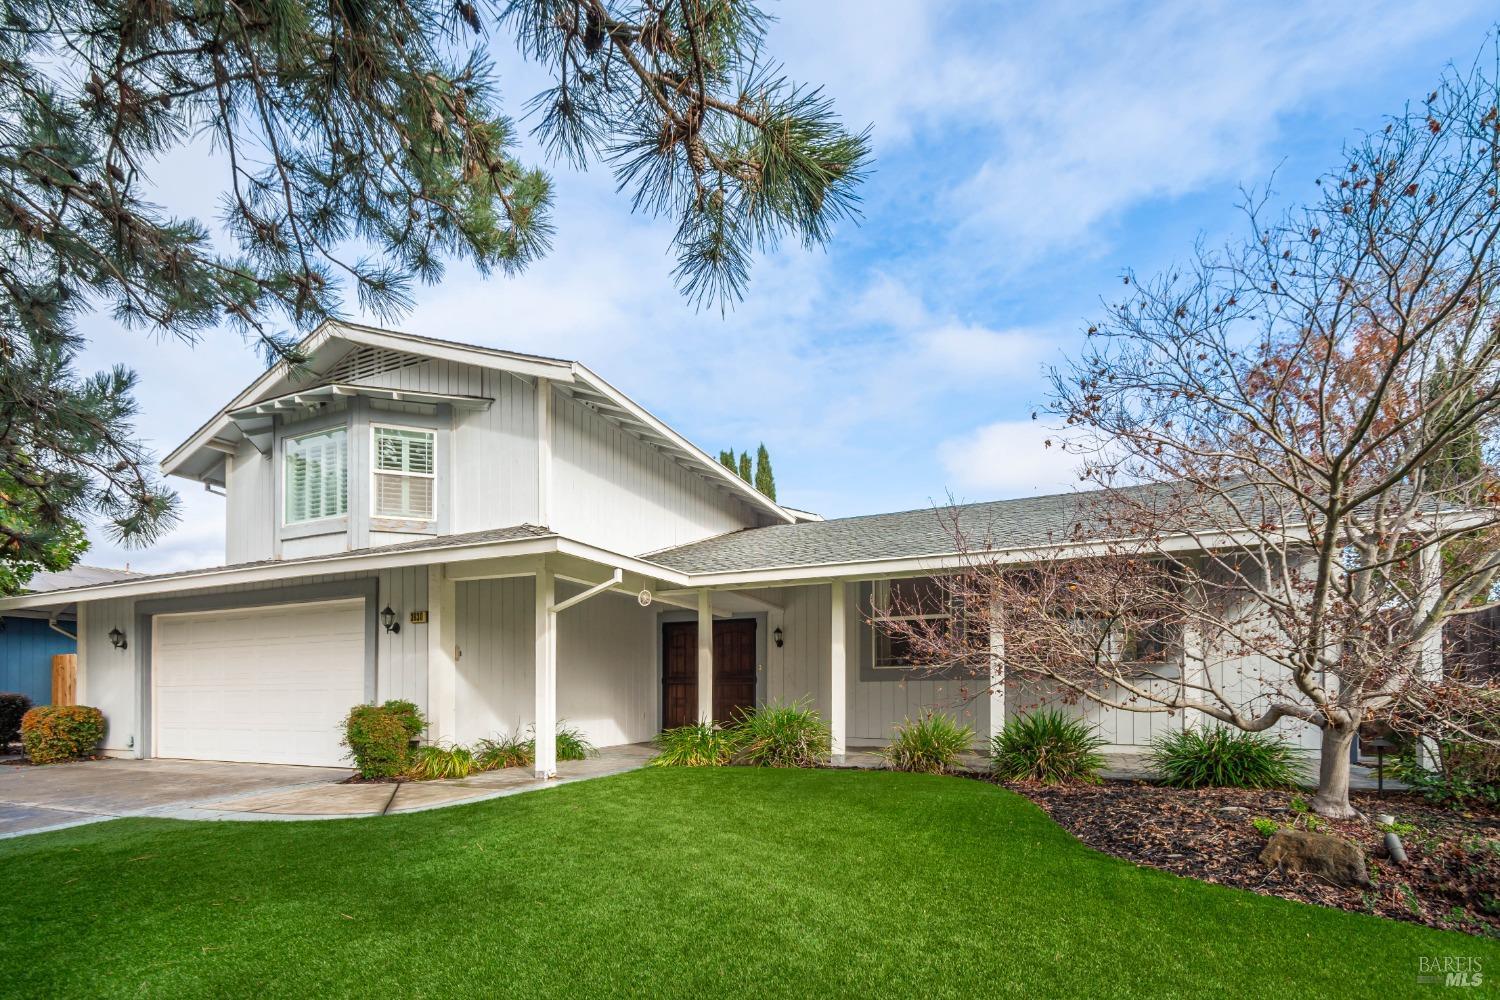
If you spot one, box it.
[26,564,140,592]
[20,525,555,598]
[646,491,1111,574]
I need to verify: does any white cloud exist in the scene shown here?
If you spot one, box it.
[938,419,1084,497]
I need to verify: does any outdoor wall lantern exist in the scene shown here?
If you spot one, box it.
[108,627,128,651]
[773,627,784,648]
[380,606,401,635]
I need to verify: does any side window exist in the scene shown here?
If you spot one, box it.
[372,426,436,520]
[284,427,348,524]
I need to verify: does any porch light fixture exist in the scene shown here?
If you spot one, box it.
[773,627,784,648]
[108,627,128,651]
[380,606,401,635]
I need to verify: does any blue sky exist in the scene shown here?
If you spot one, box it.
[77,1,1498,572]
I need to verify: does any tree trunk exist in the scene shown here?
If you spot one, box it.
[1309,723,1360,819]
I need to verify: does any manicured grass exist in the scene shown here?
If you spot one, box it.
[0,769,1491,997]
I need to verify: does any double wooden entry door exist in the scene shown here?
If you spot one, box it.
[661,619,757,728]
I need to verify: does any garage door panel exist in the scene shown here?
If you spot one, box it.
[153,599,365,767]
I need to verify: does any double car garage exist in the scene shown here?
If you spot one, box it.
[150,599,367,768]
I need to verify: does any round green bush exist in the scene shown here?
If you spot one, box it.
[991,710,1106,785]
[342,704,415,779]
[1147,726,1299,789]
[20,705,105,764]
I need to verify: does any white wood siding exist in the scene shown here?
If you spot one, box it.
[550,389,759,555]
[225,441,274,563]
[452,370,539,532]
[79,595,138,755]
[454,578,657,747]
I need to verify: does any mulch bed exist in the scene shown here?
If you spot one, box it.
[996,779,1499,937]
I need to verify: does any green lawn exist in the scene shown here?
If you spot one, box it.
[0,769,1491,998]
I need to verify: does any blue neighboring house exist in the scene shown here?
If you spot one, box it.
[1,565,138,705]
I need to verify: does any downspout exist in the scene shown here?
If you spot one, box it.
[47,609,77,642]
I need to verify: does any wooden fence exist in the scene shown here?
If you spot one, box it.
[50,653,76,706]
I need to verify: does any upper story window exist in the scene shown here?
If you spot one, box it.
[284,427,348,524]
[373,425,435,520]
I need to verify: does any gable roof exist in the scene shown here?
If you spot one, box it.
[25,564,140,593]
[162,321,796,524]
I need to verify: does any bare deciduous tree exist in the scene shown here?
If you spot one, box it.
[886,49,1500,818]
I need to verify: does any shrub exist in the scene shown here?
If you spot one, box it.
[880,713,975,774]
[475,732,534,771]
[650,723,740,766]
[381,699,427,741]
[20,705,104,764]
[0,692,33,749]
[732,699,831,767]
[1392,740,1500,808]
[555,723,596,762]
[406,743,477,780]
[342,704,413,779]
[1147,726,1298,789]
[990,710,1106,785]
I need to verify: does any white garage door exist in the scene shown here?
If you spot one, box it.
[153,599,366,767]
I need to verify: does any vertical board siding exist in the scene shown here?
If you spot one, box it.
[225,440,274,563]
[764,584,990,747]
[454,578,657,747]
[0,616,76,706]
[452,370,539,532]
[550,390,759,554]
[79,595,137,752]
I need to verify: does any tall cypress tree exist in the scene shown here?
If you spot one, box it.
[737,451,753,482]
[754,444,777,500]
[718,450,737,473]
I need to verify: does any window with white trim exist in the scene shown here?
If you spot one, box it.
[870,577,963,668]
[283,427,348,524]
[372,425,436,520]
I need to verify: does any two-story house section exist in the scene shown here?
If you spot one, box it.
[0,321,1321,774]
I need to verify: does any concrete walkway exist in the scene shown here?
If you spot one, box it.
[174,743,656,823]
[0,745,656,838]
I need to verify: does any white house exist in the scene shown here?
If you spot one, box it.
[0,322,1316,774]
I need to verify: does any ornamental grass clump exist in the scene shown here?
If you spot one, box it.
[991,710,1107,785]
[406,743,478,780]
[20,705,104,763]
[650,723,740,767]
[554,723,596,762]
[1147,726,1299,790]
[880,713,975,775]
[733,700,831,767]
[475,732,534,771]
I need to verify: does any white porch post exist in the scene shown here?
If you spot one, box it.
[534,562,557,777]
[1416,543,1444,767]
[830,581,847,760]
[697,589,714,723]
[987,603,1005,750]
[426,564,458,744]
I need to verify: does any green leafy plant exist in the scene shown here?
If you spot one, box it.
[381,700,427,741]
[475,733,534,771]
[406,744,477,781]
[19,705,104,764]
[880,714,975,775]
[1390,725,1500,808]
[651,723,741,767]
[1147,727,1299,789]
[0,692,33,749]
[342,703,417,779]
[1251,817,1280,838]
[554,724,596,762]
[990,709,1106,785]
[732,700,831,767]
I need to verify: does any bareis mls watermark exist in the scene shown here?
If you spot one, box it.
[1417,957,1484,988]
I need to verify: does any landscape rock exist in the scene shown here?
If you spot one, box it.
[1259,828,1372,887]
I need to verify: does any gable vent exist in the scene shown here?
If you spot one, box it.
[322,345,426,384]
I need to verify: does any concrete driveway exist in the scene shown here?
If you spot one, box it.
[0,758,351,837]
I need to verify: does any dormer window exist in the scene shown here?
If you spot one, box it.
[284,427,348,524]
[372,425,436,521]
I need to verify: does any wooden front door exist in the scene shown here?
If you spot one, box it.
[661,619,758,728]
